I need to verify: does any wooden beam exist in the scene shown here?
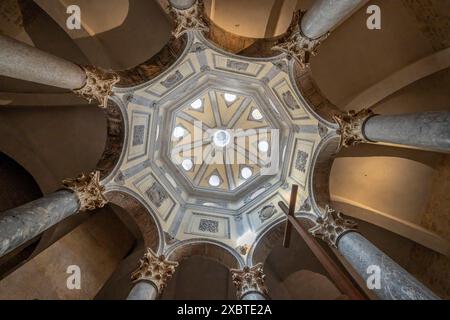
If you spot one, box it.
[279,200,366,300]
[283,184,298,248]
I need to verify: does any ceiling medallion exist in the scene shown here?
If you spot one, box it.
[213,130,231,148]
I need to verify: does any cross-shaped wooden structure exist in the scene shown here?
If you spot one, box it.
[280,185,367,300]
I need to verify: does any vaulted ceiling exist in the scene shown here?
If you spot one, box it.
[108,30,324,246]
[169,88,273,193]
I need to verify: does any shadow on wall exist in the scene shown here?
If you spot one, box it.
[0,105,107,194]
[0,152,43,212]
[310,0,441,108]
[74,0,172,69]
[6,0,171,73]
[162,256,236,300]
[274,270,343,300]
[17,0,89,65]
[261,227,344,300]
[204,0,298,39]
[31,0,170,70]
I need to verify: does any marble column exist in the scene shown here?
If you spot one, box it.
[230,263,268,300]
[0,171,107,258]
[127,281,159,300]
[339,232,439,300]
[309,206,440,300]
[127,248,178,300]
[242,292,267,301]
[169,0,196,10]
[363,112,450,153]
[0,35,119,108]
[0,190,79,257]
[301,0,366,40]
[0,34,86,89]
[334,109,450,152]
[273,0,365,67]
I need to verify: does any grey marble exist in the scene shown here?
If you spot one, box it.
[338,232,440,300]
[0,190,80,257]
[169,0,195,10]
[364,112,450,153]
[0,35,86,90]
[301,0,366,39]
[127,281,158,300]
[241,292,267,300]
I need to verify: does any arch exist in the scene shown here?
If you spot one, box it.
[105,190,163,254]
[96,97,126,182]
[116,35,188,88]
[0,105,108,194]
[293,65,341,123]
[249,218,285,266]
[308,133,341,214]
[165,239,244,269]
[343,48,450,111]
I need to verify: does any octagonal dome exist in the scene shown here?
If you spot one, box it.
[109,31,325,246]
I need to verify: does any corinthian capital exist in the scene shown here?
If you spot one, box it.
[170,0,209,39]
[309,206,358,248]
[333,108,375,149]
[62,171,108,212]
[73,65,120,108]
[230,263,268,299]
[131,248,179,294]
[272,11,329,69]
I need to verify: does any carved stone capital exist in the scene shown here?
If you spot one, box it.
[230,263,268,299]
[131,248,179,294]
[62,171,108,212]
[73,65,120,108]
[272,11,329,68]
[170,0,209,39]
[309,206,358,248]
[333,108,375,148]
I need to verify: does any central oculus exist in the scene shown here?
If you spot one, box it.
[213,130,231,147]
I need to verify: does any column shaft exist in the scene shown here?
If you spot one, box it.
[338,232,439,300]
[0,190,80,257]
[127,281,158,300]
[363,112,450,152]
[301,0,366,39]
[0,35,86,90]
[241,292,267,300]
[169,0,196,10]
